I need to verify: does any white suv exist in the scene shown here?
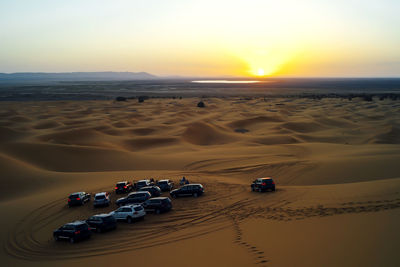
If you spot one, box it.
[110,205,146,223]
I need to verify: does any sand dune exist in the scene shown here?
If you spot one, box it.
[0,97,399,266]
[182,122,238,145]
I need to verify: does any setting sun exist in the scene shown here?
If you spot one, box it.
[257,68,265,76]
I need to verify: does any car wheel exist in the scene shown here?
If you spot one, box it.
[54,236,59,241]
[127,217,133,224]
[96,227,101,233]
[193,193,198,198]
[70,237,75,244]
[251,187,255,192]
[172,194,177,199]
[155,209,161,214]
[272,187,276,191]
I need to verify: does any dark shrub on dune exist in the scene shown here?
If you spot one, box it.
[197,101,205,108]
[138,96,149,103]
[363,95,373,101]
[115,96,127,101]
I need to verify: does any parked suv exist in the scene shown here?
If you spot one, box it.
[157,179,174,191]
[115,181,133,194]
[251,177,276,192]
[93,192,110,207]
[143,197,172,214]
[136,179,152,190]
[68,192,91,207]
[116,191,151,206]
[140,186,161,197]
[110,205,146,223]
[53,221,91,243]
[170,184,204,198]
[86,214,117,233]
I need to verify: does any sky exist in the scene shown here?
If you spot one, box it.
[0,0,399,77]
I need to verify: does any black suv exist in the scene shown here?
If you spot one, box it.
[68,192,91,207]
[53,221,91,243]
[156,179,174,191]
[170,184,204,198]
[86,214,117,233]
[115,181,133,194]
[140,186,161,197]
[251,177,276,192]
[116,191,151,206]
[143,197,172,214]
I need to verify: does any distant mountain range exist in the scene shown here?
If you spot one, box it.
[0,72,158,82]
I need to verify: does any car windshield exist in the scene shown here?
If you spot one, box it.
[134,206,143,211]
[137,182,147,186]
[69,194,80,198]
[95,195,105,200]
[158,181,168,184]
[117,183,126,187]
[62,225,75,230]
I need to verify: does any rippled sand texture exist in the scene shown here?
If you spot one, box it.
[1,97,400,266]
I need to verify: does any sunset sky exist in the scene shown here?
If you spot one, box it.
[1,0,399,77]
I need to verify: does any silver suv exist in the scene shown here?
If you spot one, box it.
[93,192,110,207]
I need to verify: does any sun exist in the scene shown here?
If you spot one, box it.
[257,68,265,76]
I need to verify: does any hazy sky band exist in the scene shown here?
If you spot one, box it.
[0,0,399,77]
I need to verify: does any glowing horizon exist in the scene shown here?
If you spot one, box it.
[0,0,399,77]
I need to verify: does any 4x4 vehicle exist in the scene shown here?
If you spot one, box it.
[140,186,161,197]
[142,197,172,214]
[93,192,110,207]
[115,181,133,194]
[86,214,116,233]
[68,192,91,207]
[170,184,204,198]
[136,179,152,190]
[251,177,276,192]
[116,191,151,206]
[53,221,91,243]
[156,179,174,191]
[110,205,146,223]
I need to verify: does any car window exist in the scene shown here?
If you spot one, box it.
[95,195,105,199]
[150,200,160,204]
[61,225,75,230]
[134,206,143,211]
[69,194,80,198]
[102,216,115,222]
[121,208,131,212]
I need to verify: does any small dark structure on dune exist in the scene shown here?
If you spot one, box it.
[197,101,205,108]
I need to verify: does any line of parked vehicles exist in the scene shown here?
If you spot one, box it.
[55,179,205,243]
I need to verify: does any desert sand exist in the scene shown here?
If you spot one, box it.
[0,97,400,266]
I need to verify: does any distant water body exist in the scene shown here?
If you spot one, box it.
[192,80,261,84]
